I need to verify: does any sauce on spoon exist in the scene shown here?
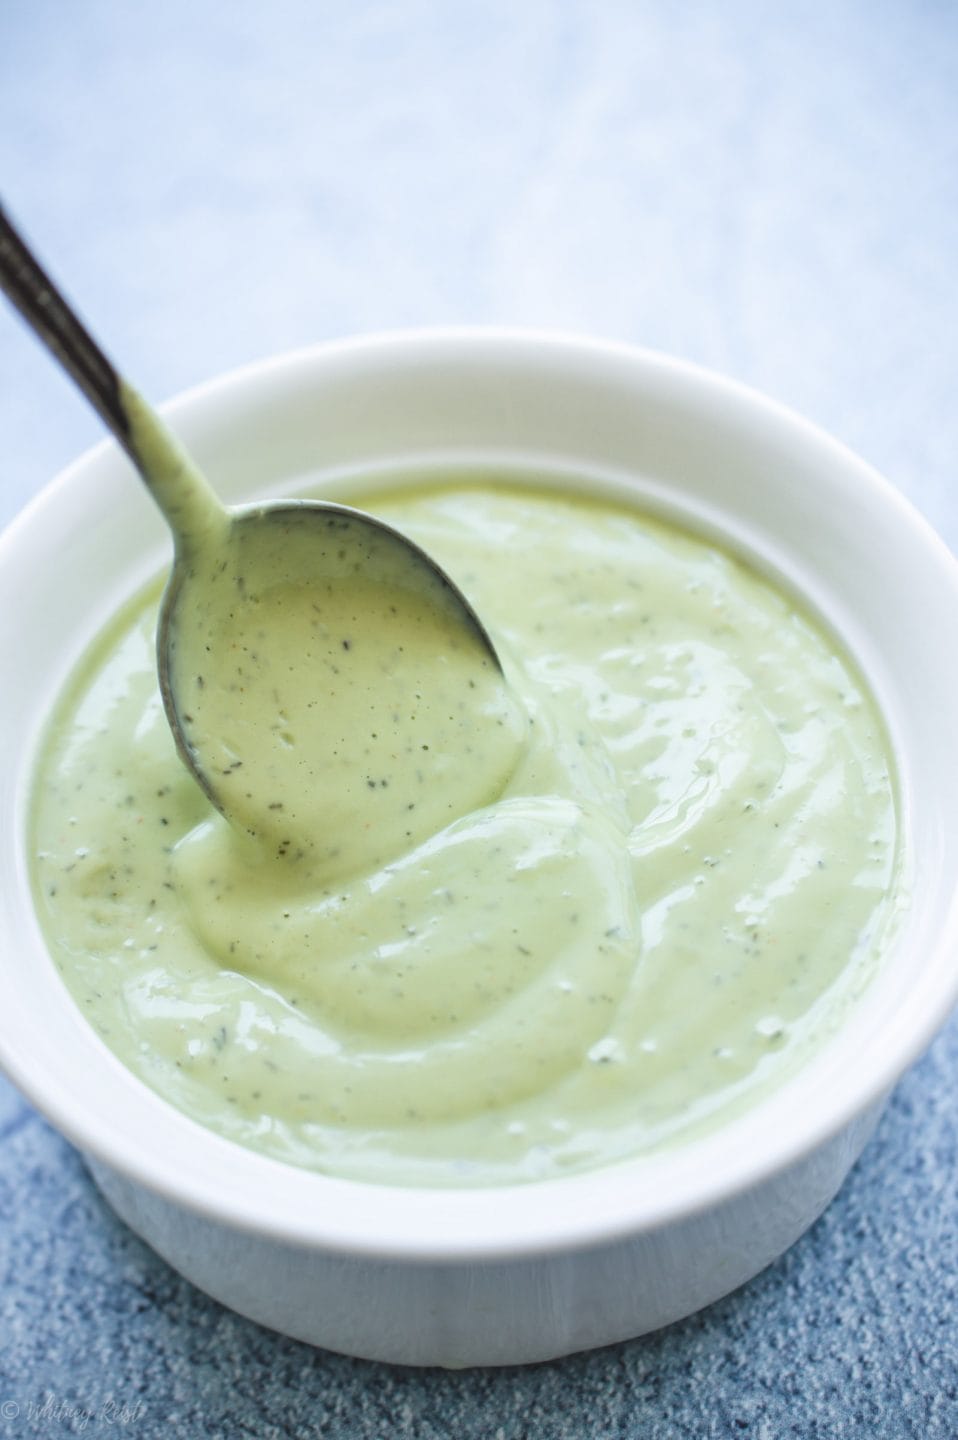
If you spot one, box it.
[0,205,526,872]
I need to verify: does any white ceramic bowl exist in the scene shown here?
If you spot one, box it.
[3,332,958,1368]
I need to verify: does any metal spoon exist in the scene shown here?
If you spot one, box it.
[0,204,523,872]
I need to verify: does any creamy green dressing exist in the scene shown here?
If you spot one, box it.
[30,482,905,1186]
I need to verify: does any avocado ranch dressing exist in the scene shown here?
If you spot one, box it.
[30,482,905,1186]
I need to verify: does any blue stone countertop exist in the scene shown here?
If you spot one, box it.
[1,2,956,1435]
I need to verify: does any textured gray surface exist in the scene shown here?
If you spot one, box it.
[1,1,957,1434]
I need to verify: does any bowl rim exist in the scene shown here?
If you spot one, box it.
[4,325,958,1262]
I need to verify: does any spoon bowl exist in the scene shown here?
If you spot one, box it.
[159,495,525,877]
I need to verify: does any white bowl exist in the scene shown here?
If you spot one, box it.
[3,331,958,1368]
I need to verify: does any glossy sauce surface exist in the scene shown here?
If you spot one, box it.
[30,482,905,1186]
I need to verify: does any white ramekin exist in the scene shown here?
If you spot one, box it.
[2,332,957,1367]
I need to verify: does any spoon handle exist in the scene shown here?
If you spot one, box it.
[0,202,134,459]
[0,201,226,550]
